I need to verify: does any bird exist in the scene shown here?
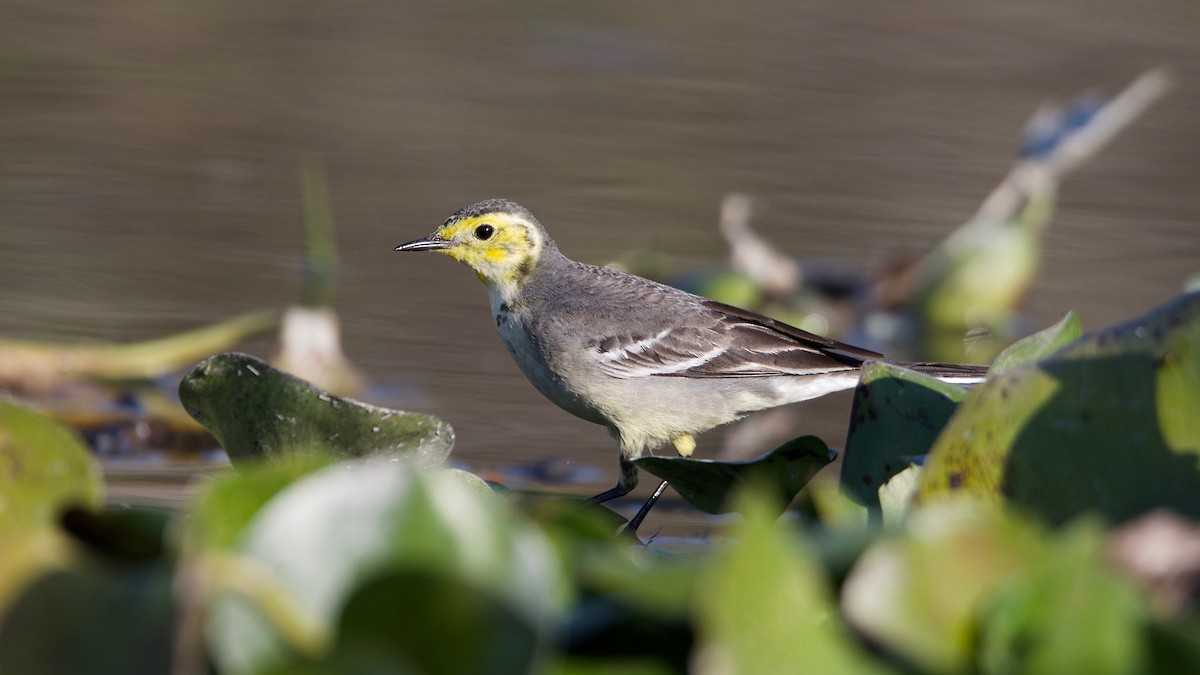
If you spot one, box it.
[396,199,988,528]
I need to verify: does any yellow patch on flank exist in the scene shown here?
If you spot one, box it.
[672,434,697,457]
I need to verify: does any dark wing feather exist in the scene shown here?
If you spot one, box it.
[702,300,883,363]
[592,297,879,380]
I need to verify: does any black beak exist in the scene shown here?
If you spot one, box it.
[395,234,453,252]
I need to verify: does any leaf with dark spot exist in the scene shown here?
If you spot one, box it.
[917,291,1200,524]
[839,362,968,509]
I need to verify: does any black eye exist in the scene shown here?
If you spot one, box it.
[474,224,494,240]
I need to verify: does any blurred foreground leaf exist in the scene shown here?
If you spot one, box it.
[0,399,103,607]
[0,564,175,675]
[329,570,539,675]
[633,435,835,516]
[179,352,453,465]
[842,503,1155,674]
[976,522,1146,675]
[0,398,103,528]
[187,454,336,552]
[842,504,1041,671]
[917,291,1200,524]
[206,461,567,675]
[693,488,890,675]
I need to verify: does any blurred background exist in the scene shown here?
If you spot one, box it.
[1,2,1197,506]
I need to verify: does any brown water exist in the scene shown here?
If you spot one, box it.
[3,2,1199,523]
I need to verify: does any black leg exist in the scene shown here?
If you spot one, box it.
[583,456,638,506]
[622,480,668,535]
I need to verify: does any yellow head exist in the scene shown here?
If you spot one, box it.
[395,199,551,296]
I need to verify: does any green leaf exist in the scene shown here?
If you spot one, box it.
[976,522,1147,675]
[839,362,967,510]
[186,454,336,552]
[632,435,835,516]
[0,564,175,675]
[693,487,891,675]
[841,503,1046,673]
[178,352,454,465]
[330,570,540,675]
[916,291,1200,524]
[0,399,104,608]
[206,460,567,675]
[0,398,103,528]
[990,311,1082,372]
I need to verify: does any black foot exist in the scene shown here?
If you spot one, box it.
[583,483,629,506]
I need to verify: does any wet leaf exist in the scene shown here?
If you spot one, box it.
[916,291,1200,524]
[990,311,1081,372]
[632,435,835,516]
[178,352,453,465]
[694,487,890,675]
[206,460,566,675]
[839,362,967,511]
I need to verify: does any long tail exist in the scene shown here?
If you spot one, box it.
[896,361,991,386]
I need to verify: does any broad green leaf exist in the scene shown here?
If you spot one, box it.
[693,487,891,675]
[186,454,336,553]
[841,503,1045,672]
[575,547,701,621]
[633,435,835,516]
[976,522,1147,675]
[990,311,1081,372]
[839,362,967,510]
[179,352,453,465]
[916,291,1200,524]
[206,460,567,675]
[329,570,540,675]
[0,398,103,528]
[0,399,104,608]
[0,564,175,675]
